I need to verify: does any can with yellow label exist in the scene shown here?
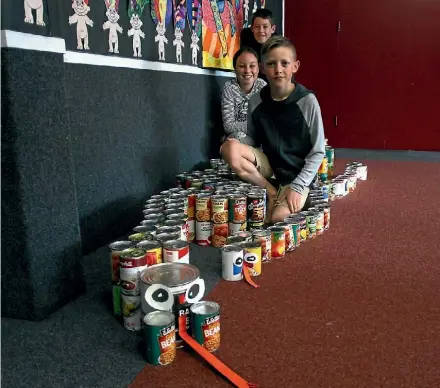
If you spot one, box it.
[241,241,262,276]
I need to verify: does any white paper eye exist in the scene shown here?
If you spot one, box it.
[185,278,205,304]
[234,257,243,267]
[145,283,174,311]
[244,252,257,263]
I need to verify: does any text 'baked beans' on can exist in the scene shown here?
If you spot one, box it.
[242,241,262,277]
[144,311,176,366]
[252,229,272,263]
[221,245,243,281]
[162,240,190,264]
[121,294,142,331]
[195,193,212,246]
[135,240,162,265]
[228,194,247,235]
[119,248,149,296]
[267,226,286,259]
[190,301,221,353]
[247,192,265,231]
[109,240,135,284]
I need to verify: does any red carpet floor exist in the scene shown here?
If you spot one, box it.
[130,159,440,388]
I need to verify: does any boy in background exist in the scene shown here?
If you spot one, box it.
[221,36,325,223]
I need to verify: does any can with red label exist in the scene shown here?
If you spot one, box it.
[109,240,135,284]
[228,194,247,235]
[119,248,149,296]
[247,192,265,231]
[267,226,285,259]
[211,223,228,248]
[163,219,188,241]
[190,301,220,352]
[252,229,272,263]
[144,311,176,365]
[274,222,295,252]
[196,193,212,246]
[135,240,162,265]
[162,240,190,264]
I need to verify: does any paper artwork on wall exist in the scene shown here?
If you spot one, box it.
[102,0,123,54]
[24,0,46,26]
[202,0,243,70]
[173,0,186,63]
[187,0,202,65]
[128,0,149,57]
[69,0,94,50]
[152,0,172,61]
[243,0,249,27]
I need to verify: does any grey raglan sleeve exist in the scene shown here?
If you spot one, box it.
[245,93,262,148]
[289,94,326,194]
[221,83,246,135]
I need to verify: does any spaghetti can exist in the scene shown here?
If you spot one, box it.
[122,294,142,331]
[247,192,265,231]
[190,301,221,353]
[274,222,295,252]
[242,241,262,276]
[212,223,228,248]
[109,240,135,284]
[252,229,272,263]
[136,240,162,265]
[221,245,244,281]
[211,195,228,224]
[119,248,148,296]
[155,232,181,244]
[228,194,247,229]
[144,311,176,366]
[195,193,212,246]
[267,226,286,259]
[162,240,190,264]
[163,219,188,241]
[284,217,301,248]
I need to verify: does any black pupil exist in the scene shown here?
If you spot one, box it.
[152,288,169,303]
[188,284,200,299]
[246,255,256,262]
[235,258,243,265]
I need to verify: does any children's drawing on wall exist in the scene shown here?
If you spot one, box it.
[187,0,202,66]
[252,0,257,14]
[103,0,123,54]
[24,0,45,26]
[69,0,94,50]
[173,0,186,63]
[243,0,249,27]
[202,0,243,70]
[128,0,148,57]
[152,0,173,61]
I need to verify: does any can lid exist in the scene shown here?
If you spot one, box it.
[162,240,189,250]
[225,236,246,244]
[222,244,243,252]
[120,247,147,259]
[136,240,162,250]
[141,262,200,287]
[156,226,181,234]
[156,232,180,242]
[144,310,175,326]
[190,301,220,315]
[252,229,271,236]
[267,226,286,232]
[109,240,135,251]
[242,241,261,249]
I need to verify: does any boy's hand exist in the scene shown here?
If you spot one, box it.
[277,187,303,214]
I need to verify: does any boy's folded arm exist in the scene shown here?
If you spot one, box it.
[289,94,326,195]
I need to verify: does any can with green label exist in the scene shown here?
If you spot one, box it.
[325,146,335,178]
[305,211,317,239]
[112,282,122,316]
[284,216,301,248]
[190,301,221,353]
[144,311,176,366]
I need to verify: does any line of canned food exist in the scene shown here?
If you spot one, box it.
[107,144,368,366]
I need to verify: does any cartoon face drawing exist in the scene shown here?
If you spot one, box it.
[106,6,119,23]
[233,256,243,275]
[130,14,142,29]
[144,278,205,312]
[73,0,89,16]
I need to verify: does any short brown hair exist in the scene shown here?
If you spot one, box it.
[261,36,297,62]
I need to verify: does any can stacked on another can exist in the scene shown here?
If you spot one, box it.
[228,194,247,236]
[247,191,265,231]
[211,195,229,248]
[195,193,212,246]
[252,229,272,263]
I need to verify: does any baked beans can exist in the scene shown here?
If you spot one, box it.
[274,222,295,252]
[144,311,176,365]
[225,235,247,245]
[252,229,272,263]
[212,223,228,248]
[136,240,163,264]
[267,226,285,259]
[305,211,317,239]
[122,293,142,331]
[196,193,212,246]
[162,240,190,264]
[247,192,265,230]
[211,195,229,224]
[155,232,181,244]
[221,245,244,281]
[242,241,262,276]
[284,217,301,248]
[190,301,221,353]
[119,248,149,296]
[109,240,135,284]
[228,194,247,233]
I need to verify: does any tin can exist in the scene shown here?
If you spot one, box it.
[228,194,247,234]
[176,173,188,188]
[322,205,331,229]
[162,240,190,264]
[143,213,164,225]
[136,240,162,265]
[314,208,325,235]
[267,226,285,259]
[143,207,164,215]
[274,222,295,252]
[305,211,317,239]
[187,192,196,218]
[156,226,182,238]
[190,178,204,189]
[119,248,148,296]
[235,230,253,241]
[225,235,247,245]
[140,220,159,231]
[211,195,228,224]
[129,232,150,242]
[152,194,167,200]
[325,146,334,177]
[165,200,185,211]
[297,215,307,242]
[212,223,228,248]
[242,241,262,276]
[195,193,212,246]
[247,192,265,230]
[109,240,135,284]
[112,282,122,316]
[163,219,188,241]
[155,232,181,244]
[196,221,211,246]
[221,245,243,281]
[122,294,142,331]
[141,263,205,347]
[190,301,220,353]
[252,229,272,263]
[144,311,176,365]
[284,217,301,248]
[187,219,195,242]
[318,156,329,182]
[163,207,185,218]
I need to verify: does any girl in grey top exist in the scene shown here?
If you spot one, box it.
[221,47,266,145]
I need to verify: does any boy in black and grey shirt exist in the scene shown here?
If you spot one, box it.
[221,36,325,223]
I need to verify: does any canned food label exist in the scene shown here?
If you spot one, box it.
[243,246,262,276]
[228,222,247,236]
[175,304,191,345]
[196,198,211,222]
[247,197,265,229]
[187,219,195,242]
[158,325,176,365]
[187,194,196,218]
[112,284,122,316]
[229,197,247,223]
[123,307,142,331]
[163,245,190,264]
[120,265,148,295]
[212,223,228,248]
[271,230,285,258]
[202,314,220,352]
[196,221,211,246]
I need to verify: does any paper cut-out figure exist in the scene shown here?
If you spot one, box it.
[24,0,45,26]
[190,30,200,65]
[154,22,168,61]
[243,0,249,27]
[128,14,145,57]
[103,0,123,54]
[173,27,184,63]
[69,0,94,50]
[252,0,257,14]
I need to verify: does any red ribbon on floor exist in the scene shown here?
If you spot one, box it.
[178,316,258,388]
[243,264,260,289]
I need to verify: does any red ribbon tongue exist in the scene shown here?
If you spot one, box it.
[178,316,258,388]
[243,264,260,289]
